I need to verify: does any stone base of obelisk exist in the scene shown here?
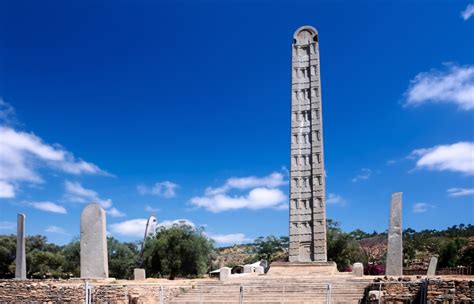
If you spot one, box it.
[266,261,338,276]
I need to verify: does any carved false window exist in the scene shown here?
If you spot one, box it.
[316,153,321,163]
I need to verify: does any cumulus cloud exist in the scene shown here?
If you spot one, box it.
[137,181,179,198]
[145,205,160,213]
[461,4,474,20]
[326,193,346,205]
[447,188,474,197]
[30,201,67,214]
[412,202,434,214]
[404,64,474,110]
[106,207,126,217]
[0,101,110,198]
[45,225,69,235]
[0,181,15,198]
[64,181,113,208]
[207,233,251,245]
[110,218,195,237]
[0,221,15,230]
[409,142,474,175]
[351,168,372,183]
[190,172,288,213]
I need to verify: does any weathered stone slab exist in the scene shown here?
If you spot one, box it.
[353,262,363,277]
[219,267,231,281]
[386,192,403,276]
[15,213,26,280]
[134,268,146,280]
[427,256,438,276]
[267,261,337,276]
[80,203,109,278]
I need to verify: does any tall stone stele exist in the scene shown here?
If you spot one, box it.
[80,203,109,278]
[15,213,26,280]
[386,192,403,276]
[289,25,327,262]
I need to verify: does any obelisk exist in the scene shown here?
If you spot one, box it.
[289,26,327,262]
[80,203,109,278]
[15,213,26,279]
[386,192,403,276]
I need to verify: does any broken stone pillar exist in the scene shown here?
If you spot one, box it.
[15,213,26,280]
[134,268,146,280]
[386,192,403,276]
[80,203,109,278]
[427,256,438,276]
[353,262,363,277]
[219,267,231,281]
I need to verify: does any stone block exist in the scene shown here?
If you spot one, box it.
[133,268,146,280]
[427,256,438,276]
[219,267,231,281]
[353,262,364,277]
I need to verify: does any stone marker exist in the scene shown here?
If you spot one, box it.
[386,192,403,276]
[289,25,328,263]
[427,256,438,276]
[15,213,26,280]
[219,267,231,281]
[80,203,109,278]
[353,262,363,277]
[134,268,146,280]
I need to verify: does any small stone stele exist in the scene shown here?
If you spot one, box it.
[15,213,26,280]
[353,262,364,277]
[427,256,438,276]
[133,268,146,280]
[386,192,403,276]
[219,267,231,281]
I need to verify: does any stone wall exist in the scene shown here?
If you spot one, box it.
[365,278,474,303]
[0,280,185,303]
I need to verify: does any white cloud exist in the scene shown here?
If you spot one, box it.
[326,193,346,205]
[413,202,434,214]
[207,233,251,245]
[30,201,67,214]
[110,218,196,237]
[351,168,372,183]
[409,142,474,175]
[145,205,160,213]
[137,181,179,198]
[0,221,15,230]
[190,172,288,213]
[447,188,474,197]
[64,181,112,208]
[404,64,474,110]
[0,120,109,199]
[0,99,17,125]
[461,4,474,20]
[106,207,126,217]
[205,172,287,196]
[45,225,69,235]
[191,187,287,213]
[0,181,15,198]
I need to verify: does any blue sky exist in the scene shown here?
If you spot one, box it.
[0,0,473,246]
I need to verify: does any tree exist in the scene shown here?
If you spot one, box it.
[254,236,287,262]
[327,221,366,271]
[61,239,80,277]
[108,237,140,279]
[0,235,16,278]
[142,225,213,279]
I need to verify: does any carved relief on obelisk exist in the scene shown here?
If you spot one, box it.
[289,26,327,263]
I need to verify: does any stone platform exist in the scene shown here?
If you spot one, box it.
[266,261,338,276]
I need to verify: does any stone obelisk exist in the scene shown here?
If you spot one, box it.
[386,192,403,276]
[289,26,327,262]
[80,203,109,278]
[15,213,26,279]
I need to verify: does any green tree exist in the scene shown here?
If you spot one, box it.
[327,221,366,271]
[143,225,213,279]
[108,237,140,279]
[0,235,16,278]
[253,236,287,262]
[61,239,80,277]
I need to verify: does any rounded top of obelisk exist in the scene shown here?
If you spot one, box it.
[293,26,318,45]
